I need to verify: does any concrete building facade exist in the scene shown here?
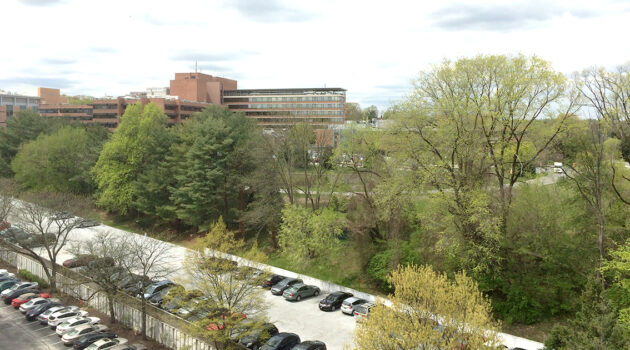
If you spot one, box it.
[0,91,40,127]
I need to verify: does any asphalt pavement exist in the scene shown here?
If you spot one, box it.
[0,302,67,350]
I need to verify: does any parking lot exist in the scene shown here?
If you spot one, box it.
[0,303,68,350]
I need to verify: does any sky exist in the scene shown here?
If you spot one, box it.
[2,0,630,111]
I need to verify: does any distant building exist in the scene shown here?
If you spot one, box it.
[37,87,68,105]
[169,72,237,104]
[223,88,346,145]
[146,87,170,97]
[0,91,40,127]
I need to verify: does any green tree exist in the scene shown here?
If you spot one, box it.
[170,106,257,230]
[278,205,344,262]
[11,125,107,194]
[0,109,58,176]
[545,280,630,350]
[91,102,168,214]
[351,264,501,350]
[345,102,363,121]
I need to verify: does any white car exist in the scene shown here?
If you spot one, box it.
[62,324,109,345]
[38,305,73,324]
[56,316,100,336]
[20,297,57,313]
[85,338,128,350]
[48,309,88,328]
[340,297,367,315]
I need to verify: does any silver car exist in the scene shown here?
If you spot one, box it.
[62,324,109,345]
[340,297,367,315]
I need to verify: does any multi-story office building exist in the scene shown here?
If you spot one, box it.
[93,97,209,129]
[39,104,93,124]
[0,90,40,127]
[222,88,346,128]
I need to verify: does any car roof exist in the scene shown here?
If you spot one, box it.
[73,324,96,331]
[343,297,360,303]
[329,291,350,297]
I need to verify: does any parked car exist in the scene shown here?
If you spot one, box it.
[35,305,68,323]
[318,291,353,311]
[48,309,89,328]
[340,297,367,315]
[206,311,247,331]
[62,324,109,345]
[148,285,172,307]
[26,300,62,320]
[38,305,77,324]
[56,316,100,336]
[3,287,39,304]
[270,278,303,295]
[63,255,97,268]
[84,337,127,350]
[0,279,19,292]
[353,302,374,320]
[0,226,30,243]
[20,296,58,313]
[86,257,116,269]
[161,288,201,313]
[262,275,286,289]
[261,333,301,350]
[0,281,38,298]
[0,221,9,231]
[51,211,73,220]
[138,280,174,300]
[236,266,264,280]
[291,341,327,350]
[108,344,147,350]
[73,331,118,349]
[11,292,49,308]
[0,274,17,283]
[238,322,279,349]
[0,269,13,277]
[282,284,320,301]
[76,220,101,228]
[20,232,57,248]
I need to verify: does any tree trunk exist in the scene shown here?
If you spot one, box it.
[141,298,147,340]
[108,294,116,324]
[49,263,57,294]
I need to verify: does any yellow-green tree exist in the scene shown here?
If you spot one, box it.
[351,265,501,350]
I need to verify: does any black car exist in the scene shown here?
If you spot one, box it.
[26,300,62,321]
[261,332,300,350]
[3,287,39,304]
[292,341,327,350]
[318,291,353,311]
[73,331,117,349]
[238,323,279,349]
[270,278,303,295]
[262,275,286,288]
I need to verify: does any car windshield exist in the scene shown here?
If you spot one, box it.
[286,286,298,293]
[325,294,340,301]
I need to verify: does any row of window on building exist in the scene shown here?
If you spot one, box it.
[244,96,345,102]
[244,103,344,109]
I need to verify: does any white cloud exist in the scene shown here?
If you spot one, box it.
[1,0,630,111]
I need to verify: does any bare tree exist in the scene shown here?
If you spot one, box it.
[177,218,270,349]
[121,234,175,340]
[6,192,92,293]
[68,231,130,324]
[0,178,18,226]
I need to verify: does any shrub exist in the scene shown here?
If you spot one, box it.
[18,269,49,289]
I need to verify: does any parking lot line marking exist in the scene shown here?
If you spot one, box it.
[34,325,50,331]
[43,332,59,337]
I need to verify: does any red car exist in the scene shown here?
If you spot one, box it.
[0,221,10,231]
[11,292,50,308]
[62,254,96,268]
[206,312,246,331]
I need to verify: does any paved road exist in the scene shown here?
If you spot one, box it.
[0,302,67,350]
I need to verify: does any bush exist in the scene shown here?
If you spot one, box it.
[18,269,49,289]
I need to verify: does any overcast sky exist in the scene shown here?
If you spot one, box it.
[2,0,630,110]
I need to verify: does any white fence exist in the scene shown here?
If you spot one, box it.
[0,249,215,350]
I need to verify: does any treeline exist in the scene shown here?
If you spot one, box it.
[3,55,630,347]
